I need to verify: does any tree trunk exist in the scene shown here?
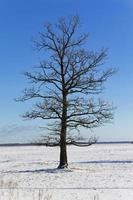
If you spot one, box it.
[58,128,68,168]
[58,94,68,169]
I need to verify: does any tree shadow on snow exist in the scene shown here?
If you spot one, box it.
[76,160,133,164]
[2,168,73,174]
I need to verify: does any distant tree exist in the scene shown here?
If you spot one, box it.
[17,16,115,168]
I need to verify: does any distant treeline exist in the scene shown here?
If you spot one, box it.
[0,141,132,147]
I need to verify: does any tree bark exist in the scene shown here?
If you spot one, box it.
[58,95,68,168]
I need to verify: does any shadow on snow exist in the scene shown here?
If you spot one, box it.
[1,160,133,174]
[1,168,73,174]
[76,160,133,164]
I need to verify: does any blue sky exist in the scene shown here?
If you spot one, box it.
[0,0,133,142]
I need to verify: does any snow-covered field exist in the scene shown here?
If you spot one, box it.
[0,143,133,199]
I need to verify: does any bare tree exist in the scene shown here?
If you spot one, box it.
[17,16,115,168]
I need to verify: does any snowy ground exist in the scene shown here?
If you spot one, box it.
[0,143,133,199]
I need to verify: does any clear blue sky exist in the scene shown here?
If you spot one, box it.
[0,0,133,143]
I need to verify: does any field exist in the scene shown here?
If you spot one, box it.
[0,143,133,199]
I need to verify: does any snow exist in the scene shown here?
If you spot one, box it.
[0,143,133,199]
